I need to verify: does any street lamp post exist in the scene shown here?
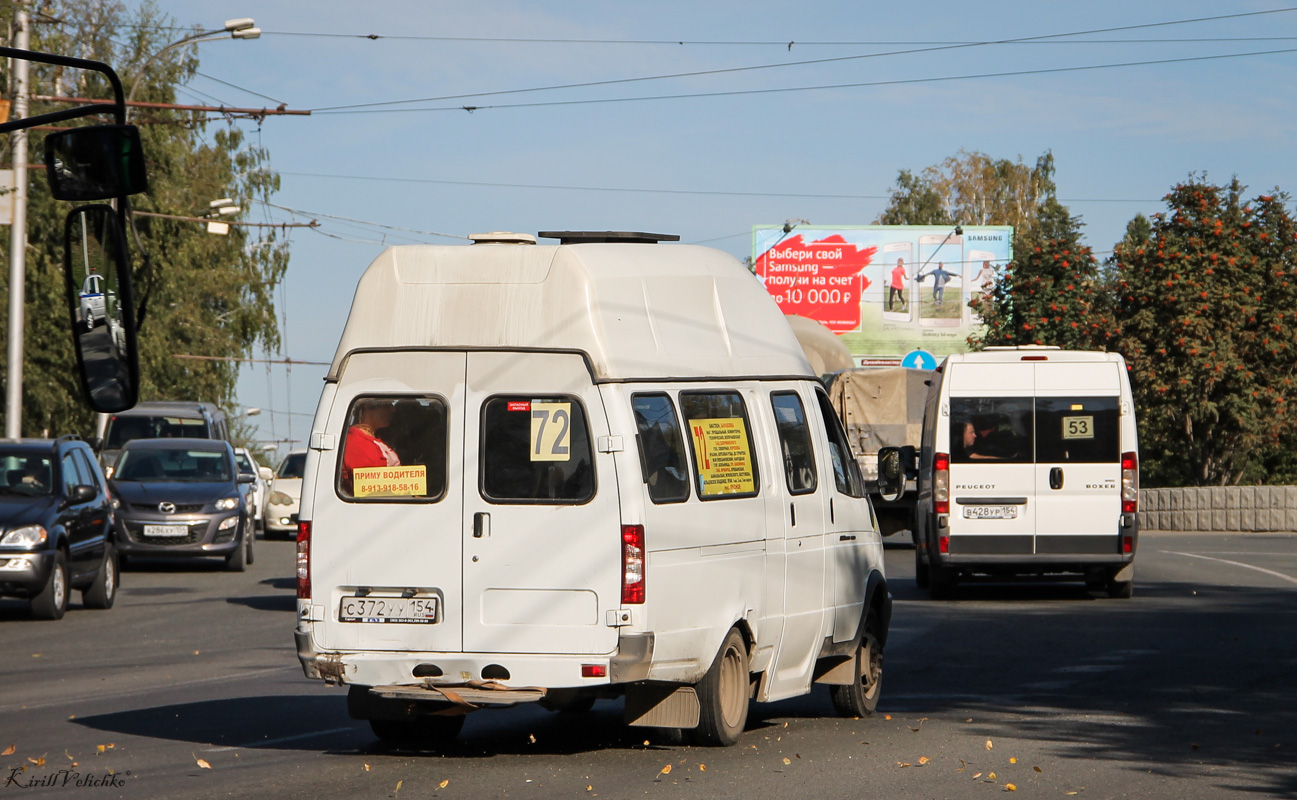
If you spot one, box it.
[125,18,260,119]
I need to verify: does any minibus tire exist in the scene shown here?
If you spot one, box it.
[369,716,464,746]
[830,611,883,717]
[914,550,930,589]
[691,628,749,746]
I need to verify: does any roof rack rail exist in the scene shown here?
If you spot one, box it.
[537,231,679,245]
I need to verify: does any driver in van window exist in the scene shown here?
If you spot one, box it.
[343,399,401,493]
[967,414,1022,460]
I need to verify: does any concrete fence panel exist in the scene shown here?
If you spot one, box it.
[1140,486,1297,532]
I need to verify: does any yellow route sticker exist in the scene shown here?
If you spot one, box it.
[688,417,755,496]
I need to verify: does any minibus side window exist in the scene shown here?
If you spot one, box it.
[1035,397,1120,463]
[679,391,760,501]
[336,395,450,502]
[770,392,817,495]
[481,396,595,504]
[949,397,1034,464]
[813,389,866,497]
[631,393,690,504]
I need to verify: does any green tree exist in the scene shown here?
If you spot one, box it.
[0,0,287,436]
[969,197,1114,352]
[1110,177,1297,486]
[875,149,1058,240]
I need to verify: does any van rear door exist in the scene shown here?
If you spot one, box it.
[1031,361,1124,553]
[461,351,621,656]
[946,363,1037,555]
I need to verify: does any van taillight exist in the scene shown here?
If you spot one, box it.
[934,452,950,515]
[1121,451,1138,514]
[296,521,311,599]
[622,524,645,604]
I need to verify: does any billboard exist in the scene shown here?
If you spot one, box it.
[753,225,1013,365]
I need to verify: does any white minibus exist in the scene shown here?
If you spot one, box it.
[881,347,1139,599]
[294,231,891,747]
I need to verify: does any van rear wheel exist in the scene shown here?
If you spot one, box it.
[691,628,749,747]
[830,611,883,718]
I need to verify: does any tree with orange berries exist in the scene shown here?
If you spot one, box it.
[1111,177,1297,486]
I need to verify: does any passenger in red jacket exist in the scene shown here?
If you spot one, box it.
[342,399,400,493]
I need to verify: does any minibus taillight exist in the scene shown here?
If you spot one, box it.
[1121,451,1139,514]
[622,524,645,604]
[296,521,311,599]
[934,452,950,515]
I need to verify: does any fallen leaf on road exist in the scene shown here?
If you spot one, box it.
[699,764,706,772]
[989,771,997,781]
[1010,757,1017,764]
[586,786,593,792]
[1,745,14,756]
[1034,766,1042,773]
[918,756,930,766]
[195,756,211,769]
[438,780,449,789]
[1005,783,1017,792]
[958,759,966,771]
[96,745,105,754]
[529,734,536,743]
[660,764,672,776]
[363,764,370,771]
[394,779,402,794]
[986,739,994,750]
[973,772,983,779]
[884,715,892,720]
[28,756,45,767]
[783,758,791,765]
[897,762,912,768]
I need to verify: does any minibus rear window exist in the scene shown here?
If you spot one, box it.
[631,393,691,504]
[680,391,759,500]
[950,398,1034,464]
[337,395,449,502]
[1035,397,1120,463]
[481,396,595,504]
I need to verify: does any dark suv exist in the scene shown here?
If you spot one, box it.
[0,436,119,619]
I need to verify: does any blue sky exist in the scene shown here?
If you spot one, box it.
[135,1,1297,459]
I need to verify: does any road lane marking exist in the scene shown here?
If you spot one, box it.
[1160,550,1297,586]
[203,726,360,752]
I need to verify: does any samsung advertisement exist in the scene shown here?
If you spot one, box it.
[753,225,1014,365]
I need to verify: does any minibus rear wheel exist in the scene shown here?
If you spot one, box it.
[691,628,750,746]
[830,610,883,717]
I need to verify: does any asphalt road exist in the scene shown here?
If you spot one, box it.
[2,530,1294,800]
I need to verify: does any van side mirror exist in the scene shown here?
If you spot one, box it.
[64,204,139,413]
[259,466,273,481]
[44,125,148,201]
[876,445,917,503]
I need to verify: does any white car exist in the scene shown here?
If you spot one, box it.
[264,449,306,540]
[234,447,272,532]
[78,273,107,330]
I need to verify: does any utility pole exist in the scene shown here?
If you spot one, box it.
[5,0,29,438]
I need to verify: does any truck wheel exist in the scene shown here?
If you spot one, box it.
[830,610,883,717]
[691,628,749,746]
[31,550,69,620]
[369,716,464,746]
[914,549,930,589]
[82,543,119,609]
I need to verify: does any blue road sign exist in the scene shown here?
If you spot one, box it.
[901,349,938,370]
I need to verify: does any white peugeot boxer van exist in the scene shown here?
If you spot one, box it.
[294,231,891,747]
[883,347,1139,599]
